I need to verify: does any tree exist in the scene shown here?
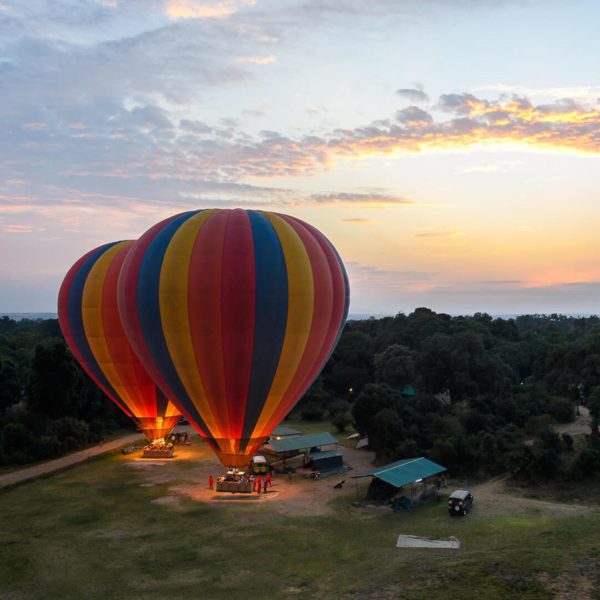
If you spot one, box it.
[351,383,401,435]
[588,385,600,442]
[327,330,373,396]
[27,341,79,418]
[328,399,352,431]
[368,408,404,457]
[0,358,21,413]
[373,344,415,390]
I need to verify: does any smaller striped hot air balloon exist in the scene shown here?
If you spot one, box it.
[58,241,181,441]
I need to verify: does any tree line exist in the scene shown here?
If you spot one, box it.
[1,310,600,481]
[296,309,600,482]
[0,317,130,466]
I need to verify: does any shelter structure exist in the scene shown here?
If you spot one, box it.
[308,450,344,471]
[271,426,302,440]
[266,432,339,469]
[268,431,336,454]
[352,457,446,502]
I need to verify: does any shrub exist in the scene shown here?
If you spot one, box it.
[547,396,574,423]
[300,402,324,421]
[561,433,574,451]
[331,412,351,433]
[574,448,600,476]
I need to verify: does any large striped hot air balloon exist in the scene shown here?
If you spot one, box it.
[58,241,181,441]
[118,209,349,467]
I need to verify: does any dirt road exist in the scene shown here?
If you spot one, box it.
[471,474,593,517]
[0,432,144,489]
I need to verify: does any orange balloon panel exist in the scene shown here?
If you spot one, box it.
[118,209,349,466]
[58,241,181,441]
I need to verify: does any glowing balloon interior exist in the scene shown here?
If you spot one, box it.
[58,241,181,441]
[118,209,349,466]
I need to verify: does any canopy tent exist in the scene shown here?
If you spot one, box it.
[269,432,337,454]
[308,450,344,471]
[353,457,446,502]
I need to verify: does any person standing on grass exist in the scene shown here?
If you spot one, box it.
[208,475,214,490]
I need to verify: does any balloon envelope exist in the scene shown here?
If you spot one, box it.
[58,241,181,441]
[118,209,349,466]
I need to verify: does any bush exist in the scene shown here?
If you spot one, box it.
[300,402,325,421]
[331,412,351,433]
[525,415,554,436]
[561,433,574,451]
[533,448,561,479]
[547,396,574,423]
[429,437,457,469]
[574,448,600,476]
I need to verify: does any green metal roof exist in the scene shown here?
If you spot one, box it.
[269,432,337,453]
[352,457,446,488]
[308,450,341,460]
[271,426,302,437]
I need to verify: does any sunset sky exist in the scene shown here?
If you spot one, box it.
[1,0,599,315]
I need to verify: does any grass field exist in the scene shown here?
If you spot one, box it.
[1,437,599,599]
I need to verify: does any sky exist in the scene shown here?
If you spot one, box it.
[1,0,600,316]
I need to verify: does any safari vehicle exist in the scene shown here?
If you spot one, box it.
[252,455,269,474]
[448,489,473,516]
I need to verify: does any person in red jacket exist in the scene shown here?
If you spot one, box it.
[265,473,272,490]
[208,475,214,490]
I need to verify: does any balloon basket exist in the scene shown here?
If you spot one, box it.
[142,438,175,458]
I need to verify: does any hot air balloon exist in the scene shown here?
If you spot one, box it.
[118,209,349,467]
[58,241,181,441]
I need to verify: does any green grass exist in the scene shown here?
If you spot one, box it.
[1,450,599,599]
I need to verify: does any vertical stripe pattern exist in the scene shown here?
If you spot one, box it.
[118,209,349,467]
[58,241,181,441]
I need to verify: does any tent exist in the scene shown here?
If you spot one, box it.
[353,457,446,502]
[309,450,344,471]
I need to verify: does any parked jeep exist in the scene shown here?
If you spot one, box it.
[448,489,473,516]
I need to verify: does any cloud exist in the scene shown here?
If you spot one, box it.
[165,0,256,20]
[309,192,416,205]
[3,224,43,233]
[472,84,600,104]
[233,54,277,64]
[416,230,462,238]
[321,93,600,159]
[346,261,437,293]
[395,87,429,103]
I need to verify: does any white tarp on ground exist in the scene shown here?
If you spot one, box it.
[396,535,460,549]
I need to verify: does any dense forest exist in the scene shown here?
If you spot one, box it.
[0,317,130,466]
[296,309,600,482]
[1,310,600,482]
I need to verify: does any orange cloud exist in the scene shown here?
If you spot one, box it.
[233,55,277,65]
[165,0,255,20]
[3,224,44,233]
[318,94,600,161]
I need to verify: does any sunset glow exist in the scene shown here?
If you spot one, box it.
[0,0,599,315]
